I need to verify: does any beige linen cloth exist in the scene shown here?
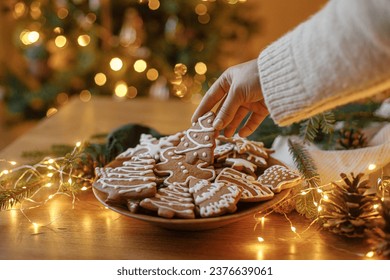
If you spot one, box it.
[271,123,390,186]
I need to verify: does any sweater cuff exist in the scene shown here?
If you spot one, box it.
[258,32,308,126]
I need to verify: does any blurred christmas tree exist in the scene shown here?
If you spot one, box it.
[0,0,259,120]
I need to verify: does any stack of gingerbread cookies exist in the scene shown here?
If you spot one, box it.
[93,112,302,219]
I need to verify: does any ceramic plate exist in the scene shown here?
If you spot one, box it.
[93,187,290,231]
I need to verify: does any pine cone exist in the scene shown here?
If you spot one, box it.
[367,199,390,259]
[338,128,368,150]
[319,173,381,238]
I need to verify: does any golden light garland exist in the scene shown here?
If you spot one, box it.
[0,141,94,227]
[253,164,389,259]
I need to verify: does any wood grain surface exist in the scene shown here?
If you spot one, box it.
[0,97,373,260]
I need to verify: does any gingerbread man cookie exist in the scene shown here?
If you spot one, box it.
[94,156,157,205]
[155,147,215,186]
[216,168,274,202]
[258,165,302,193]
[189,179,241,218]
[140,184,195,219]
[175,111,216,164]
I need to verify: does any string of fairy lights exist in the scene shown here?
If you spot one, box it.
[1,140,389,259]
[254,162,389,259]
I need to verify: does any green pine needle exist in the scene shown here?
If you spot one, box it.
[300,111,335,143]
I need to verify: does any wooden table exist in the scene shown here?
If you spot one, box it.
[0,97,374,260]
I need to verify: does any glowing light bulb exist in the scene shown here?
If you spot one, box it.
[366,251,375,258]
[368,164,376,171]
[45,183,52,187]
[257,236,264,243]
[323,194,329,201]
[291,226,297,233]
[47,173,54,178]
[318,205,323,212]
[76,142,82,148]
[373,204,379,210]
[81,187,88,191]
[10,161,17,166]
[48,159,54,164]
[110,57,123,71]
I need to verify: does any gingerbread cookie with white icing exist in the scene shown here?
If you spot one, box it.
[214,142,235,163]
[117,132,184,161]
[217,134,272,170]
[154,147,215,186]
[258,165,302,193]
[216,168,274,202]
[189,179,241,218]
[174,111,216,164]
[140,183,195,219]
[94,156,157,205]
[224,157,257,176]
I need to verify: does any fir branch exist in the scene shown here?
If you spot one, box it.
[288,139,320,186]
[288,139,321,219]
[299,111,335,143]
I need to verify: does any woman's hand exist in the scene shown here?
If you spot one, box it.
[192,59,269,137]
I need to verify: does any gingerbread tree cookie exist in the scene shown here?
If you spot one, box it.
[189,179,241,218]
[258,165,302,193]
[216,168,274,202]
[94,156,157,205]
[154,147,215,186]
[175,111,216,164]
[140,184,195,219]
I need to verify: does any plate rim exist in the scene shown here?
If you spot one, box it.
[92,187,291,228]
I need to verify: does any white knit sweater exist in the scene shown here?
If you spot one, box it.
[258,0,390,126]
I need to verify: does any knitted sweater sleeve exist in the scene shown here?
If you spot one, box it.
[258,0,390,126]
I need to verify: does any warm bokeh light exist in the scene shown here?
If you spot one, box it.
[53,27,63,34]
[134,59,147,73]
[198,13,210,24]
[146,68,159,81]
[79,90,92,102]
[127,86,138,98]
[94,73,107,86]
[20,30,40,45]
[46,107,58,118]
[57,7,69,19]
[56,92,69,105]
[55,35,67,48]
[195,4,208,15]
[195,62,207,75]
[77,35,91,47]
[148,0,160,10]
[174,63,187,76]
[115,81,128,97]
[110,57,123,71]
[13,2,27,18]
